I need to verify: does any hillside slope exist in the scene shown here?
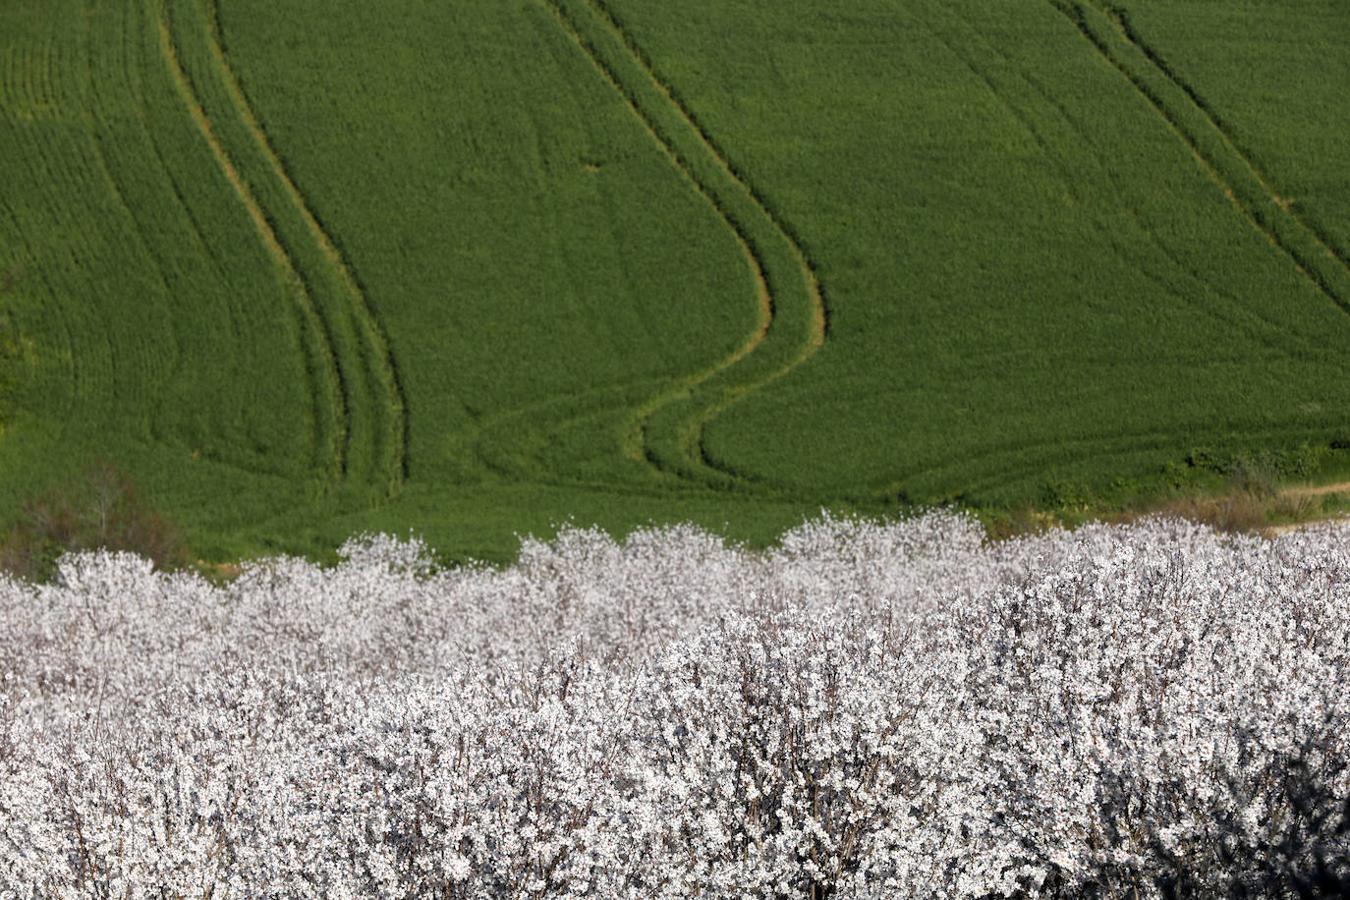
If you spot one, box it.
[1,0,1347,560]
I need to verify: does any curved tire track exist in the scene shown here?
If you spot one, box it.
[157,0,407,496]
[1102,3,1350,275]
[543,0,827,492]
[154,0,347,483]
[201,0,409,489]
[923,2,1333,359]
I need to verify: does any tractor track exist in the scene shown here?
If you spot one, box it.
[543,0,826,492]
[155,0,347,482]
[157,0,408,496]
[202,0,409,487]
[1053,0,1350,315]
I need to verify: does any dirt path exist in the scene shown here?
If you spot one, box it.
[1257,482,1350,536]
[1278,481,1350,500]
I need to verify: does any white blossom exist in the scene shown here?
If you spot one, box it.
[0,513,1346,896]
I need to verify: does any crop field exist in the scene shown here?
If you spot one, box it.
[1,0,1348,561]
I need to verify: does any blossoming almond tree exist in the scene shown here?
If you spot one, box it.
[0,514,1346,896]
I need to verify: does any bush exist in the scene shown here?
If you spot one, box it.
[0,461,187,581]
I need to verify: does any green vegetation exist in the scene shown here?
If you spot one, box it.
[1,0,1348,563]
[601,0,1350,505]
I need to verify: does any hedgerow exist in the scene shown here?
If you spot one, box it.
[1,512,1346,896]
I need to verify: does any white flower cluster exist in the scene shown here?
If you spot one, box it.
[1,513,1347,897]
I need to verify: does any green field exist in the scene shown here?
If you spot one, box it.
[1,0,1348,563]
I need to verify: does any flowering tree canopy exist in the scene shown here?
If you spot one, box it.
[1,514,1346,897]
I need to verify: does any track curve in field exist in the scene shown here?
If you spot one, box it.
[200,0,409,489]
[154,0,347,482]
[542,0,827,493]
[156,0,408,497]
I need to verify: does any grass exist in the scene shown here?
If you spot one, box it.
[1,0,1348,564]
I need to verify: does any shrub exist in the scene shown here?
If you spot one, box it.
[0,461,187,581]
